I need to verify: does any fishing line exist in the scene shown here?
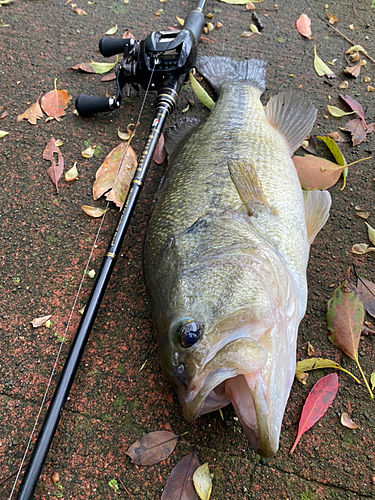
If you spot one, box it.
[8,64,156,500]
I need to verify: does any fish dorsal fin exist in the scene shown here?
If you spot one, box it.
[165,118,201,162]
[265,91,317,155]
[304,190,331,244]
[228,161,276,216]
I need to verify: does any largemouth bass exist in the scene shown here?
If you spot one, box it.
[144,57,331,456]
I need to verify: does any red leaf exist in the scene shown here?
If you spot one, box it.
[101,73,116,82]
[126,430,179,465]
[290,373,338,454]
[161,451,200,500]
[339,94,366,123]
[70,62,97,73]
[41,82,71,119]
[152,133,167,164]
[43,138,64,193]
[296,14,313,39]
[342,117,367,146]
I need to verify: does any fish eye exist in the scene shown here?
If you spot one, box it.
[179,320,201,348]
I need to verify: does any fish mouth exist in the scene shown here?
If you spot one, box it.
[180,330,292,457]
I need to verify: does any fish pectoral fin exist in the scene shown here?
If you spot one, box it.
[265,91,317,156]
[228,160,277,217]
[304,189,332,244]
[165,117,201,162]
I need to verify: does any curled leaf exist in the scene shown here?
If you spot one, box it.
[347,45,367,56]
[81,205,108,218]
[344,62,361,78]
[326,11,338,24]
[314,45,336,78]
[193,463,212,500]
[295,371,309,384]
[327,106,355,118]
[126,431,180,466]
[296,13,313,39]
[176,15,184,25]
[65,162,79,181]
[105,25,118,35]
[365,222,375,245]
[31,314,52,328]
[17,93,44,124]
[351,243,375,254]
[0,130,9,138]
[82,146,96,158]
[295,357,360,384]
[341,412,360,429]
[290,373,338,454]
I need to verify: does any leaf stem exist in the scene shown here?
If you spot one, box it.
[355,356,374,398]
[336,366,361,384]
[345,156,372,168]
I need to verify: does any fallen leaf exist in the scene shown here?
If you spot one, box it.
[317,135,347,190]
[351,243,375,254]
[339,94,366,123]
[106,24,118,35]
[193,463,212,500]
[31,314,52,328]
[307,342,315,356]
[126,431,180,466]
[17,93,44,125]
[326,11,338,24]
[356,211,370,219]
[70,61,97,73]
[296,13,313,39]
[73,7,87,15]
[344,62,361,78]
[81,205,108,218]
[295,357,360,384]
[326,268,373,398]
[122,30,135,39]
[290,373,338,454]
[43,137,64,193]
[82,146,96,158]
[371,372,375,390]
[93,142,137,209]
[101,73,116,82]
[65,162,78,181]
[293,155,345,190]
[314,45,336,78]
[347,45,367,56]
[41,79,71,119]
[240,31,253,37]
[295,371,309,384]
[327,131,345,142]
[161,451,200,500]
[356,276,375,318]
[342,117,374,146]
[339,81,349,89]
[89,55,118,74]
[301,136,317,155]
[250,23,261,34]
[51,471,60,484]
[0,130,9,138]
[152,134,167,164]
[365,222,375,245]
[0,110,8,119]
[341,412,360,429]
[176,15,184,25]
[327,105,355,118]
[189,72,215,110]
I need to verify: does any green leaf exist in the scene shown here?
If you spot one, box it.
[327,105,355,118]
[189,72,215,110]
[90,55,118,74]
[295,357,361,384]
[371,372,375,390]
[193,463,212,500]
[314,45,336,78]
[365,222,375,245]
[0,130,9,138]
[317,136,346,166]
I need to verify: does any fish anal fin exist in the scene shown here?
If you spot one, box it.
[228,161,277,217]
[265,91,317,156]
[304,189,332,244]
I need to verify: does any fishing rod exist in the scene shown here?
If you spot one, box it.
[14,1,206,498]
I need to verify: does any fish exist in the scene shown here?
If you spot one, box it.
[143,56,331,457]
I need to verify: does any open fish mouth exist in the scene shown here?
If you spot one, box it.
[180,335,283,457]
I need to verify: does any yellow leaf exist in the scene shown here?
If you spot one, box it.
[81,205,108,218]
[0,130,9,138]
[314,45,336,78]
[189,72,215,110]
[176,15,184,25]
[250,23,261,34]
[365,222,375,245]
[327,106,355,118]
[371,372,375,390]
[193,463,212,500]
[295,357,361,383]
[105,25,118,35]
[90,55,118,74]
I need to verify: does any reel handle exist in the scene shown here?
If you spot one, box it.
[75,94,116,117]
[99,36,129,57]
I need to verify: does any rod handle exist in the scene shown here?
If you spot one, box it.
[99,36,129,57]
[75,94,115,117]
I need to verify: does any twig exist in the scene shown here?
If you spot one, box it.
[327,24,375,65]
[116,476,135,500]
[0,465,26,486]
[352,1,369,28]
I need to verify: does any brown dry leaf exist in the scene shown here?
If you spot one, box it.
[296,13,313,39]
[122,30,135,39]
[356,211,370,219]
[70,62,97,73]
[41,79,71,119]
[307,342,315,356]
[293,155,344,190]
[342,118,374,146]
[93,142,137,209]
[17,93,44,125]
[161,451,200,500]
[81,205,108,218]
[327,131,345,142]
[152,134,167,164]
[344,62,361,78]
[1,110,9,119]
[73,7,87,15]
[31,314,52,328]
[65,162,78,181]
[295,371,309,384]
[357,276,375,318]
[51,471,60,484]
[43,137,64,193]
[327,11,338,24]
[341,412,360,429]
[126,431,180,466]
[351,243,375,254]
[101,73,116,82]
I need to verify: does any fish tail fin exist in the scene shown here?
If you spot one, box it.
[196,56,266,94]
[265,91,317,155]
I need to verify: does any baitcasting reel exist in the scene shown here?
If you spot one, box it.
[75,6,205,117]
